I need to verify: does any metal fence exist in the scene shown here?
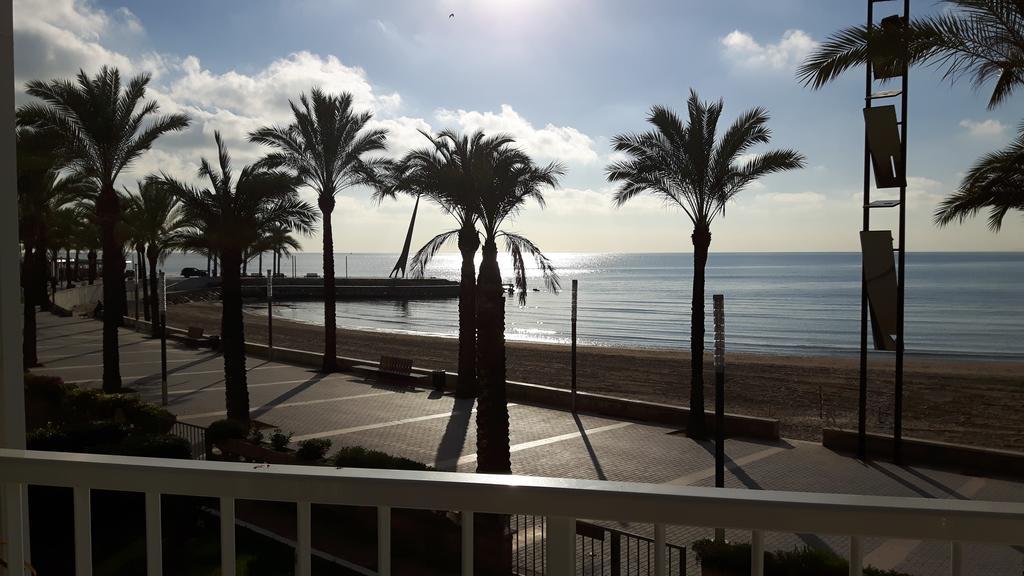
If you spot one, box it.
[170,420,208,460]
[510,515,686,575]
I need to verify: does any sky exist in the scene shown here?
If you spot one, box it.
[12,0,1024,253]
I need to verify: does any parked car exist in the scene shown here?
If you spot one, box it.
[304,272,320,278]
[181,267,209,278]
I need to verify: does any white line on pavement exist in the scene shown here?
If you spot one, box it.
[291,404,520,442]
[57,364,294,384]
[38,348,189,362]
[140,376,355,397]
[446,421,634,468]
[179,391,395,420]
[32,357,212,371]
[664,446,786,486]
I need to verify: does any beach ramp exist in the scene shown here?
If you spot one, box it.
[861,230,898,351]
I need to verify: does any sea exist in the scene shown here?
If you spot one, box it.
[160,252,1024,360]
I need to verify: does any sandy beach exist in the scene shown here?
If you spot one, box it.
[168,301,1024,452]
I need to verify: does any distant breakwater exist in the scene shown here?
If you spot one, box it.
[166,277,459,303]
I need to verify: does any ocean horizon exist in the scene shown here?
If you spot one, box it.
[160,251,1024,360]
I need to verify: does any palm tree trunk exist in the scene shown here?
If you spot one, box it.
[22,241,39,368]
[97,184,122,392]
[475,237,511,474]
[74,249,81,281]
[88,249,97,285]
[320,197,338,372]
[64,248,72,288]
[139,247,150,322]
[258,252,263,276]
[456,223,479,397]
[220,249,250,423]
[148,247,160,338]
[36,238,50,311]
[206,253,211,276]
[242,251,249,276]
[213,255,219,277]
[688,224,711,439]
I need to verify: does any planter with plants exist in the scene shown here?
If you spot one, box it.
[693,539,914,576]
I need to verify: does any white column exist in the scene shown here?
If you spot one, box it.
[950,542,963,576]
[545,516,576,575]
[654,523,666,576]
[74,487,92,576]
[296,501,311,576]
[145,492,162,576]
[850,536,863,576]
[751,530,764,576]
[220,497,235,575]
[461,511,473,576]
[377,505,391,576]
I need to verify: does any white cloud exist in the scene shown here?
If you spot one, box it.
[721,29,818,71]
[435,104,599,164]
[959,118,1007,138]
[753,191,826,207]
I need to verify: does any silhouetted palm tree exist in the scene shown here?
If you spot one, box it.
[607,91,805,438]
[250,89,390,372]
[936,123,1024,229]
[474,142,564,474]
[20,67,190,392]
[261,222,302,276]
[125,179,188,335]
[16,126,86,366]
[163,133,315,423]
[798,0,1024,109]
[381,130,521,397]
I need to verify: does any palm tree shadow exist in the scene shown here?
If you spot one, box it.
[131,352,220,388]
[573,413,607,480]
[434,397,475,471]
[250,371,326,420]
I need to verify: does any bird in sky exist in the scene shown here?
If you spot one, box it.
[449,13,455,19]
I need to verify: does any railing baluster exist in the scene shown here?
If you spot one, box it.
[2,483,26,576]
[461,511,473,575]
[145,492,162,576]
[950,542,962,576]
[750,530,764,576]
[546,516,576,575]
[74,486,92,576]
[378,505,391,576]
[849,536,862,576]
[654,523,666,576]
[220,496,235,576]
[296,501,311,576]
[611,531,621,576]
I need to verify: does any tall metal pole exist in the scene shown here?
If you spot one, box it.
[345,255,349,278]
[159,271,168,406]
[267,269,273,361]
[713,294,726,543]
[133,255,139,323]
[857,0,875,461]
[893,0,910,465]
[571,279,578,412]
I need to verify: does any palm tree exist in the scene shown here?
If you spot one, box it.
[20,67,191,392]
[936,122,1024,229]
[381,130,521,397]
[249,88,390,372]
[125,179,188,335]
[16,126,86,367]
[163,133,315,423]
[261,222,302,276]
[473,140,564,475]
[799,0,1024,109]
[607,91,805,438]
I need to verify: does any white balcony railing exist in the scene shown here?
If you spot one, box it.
[1,448,1024,576]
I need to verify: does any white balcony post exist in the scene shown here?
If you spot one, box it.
[378,505,391,576]
[296,501,311,576]
[461,511,473,575]
[545,516,576,574]
[751,530,764,576]
[2,484,26,576]
[654,523,666,576]
[145,492,162,576]
[220,497,235,575]
[850,536,863,576]
[74,487,92,576]
[950,542,962,576]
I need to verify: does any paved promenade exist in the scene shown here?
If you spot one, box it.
[30,313,1024,575]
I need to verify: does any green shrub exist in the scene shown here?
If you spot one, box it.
[269,428,293,452]
[121,434,193,460]
[333,446,434,471]
[24,373,69,404]
[27,421,129,452]
[692,539,912,576]
[206,419,248,446]
[296,438,332,462]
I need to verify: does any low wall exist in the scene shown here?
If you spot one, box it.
[822,428,1024,479]
[54,283,103,313]
[124,316,781,442]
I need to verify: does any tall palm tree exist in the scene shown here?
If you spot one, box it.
[20,67,191,392]
[163,133,315,423]
[798,0,1024,109]
[473,141,564,475]
[16,126,86,367]
[607,91,805,438]
[380,130,520,397]
[261,222,302,276]
[249,88,390,372]
[125,179,188,335]
[936,122,1024,229]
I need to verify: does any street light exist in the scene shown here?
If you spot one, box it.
[159,270,168,406]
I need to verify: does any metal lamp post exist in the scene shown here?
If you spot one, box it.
[159,271,168,406]
[713,294,726,542]
[571,279,578,413]
[267,269,273,361]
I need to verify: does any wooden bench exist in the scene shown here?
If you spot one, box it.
[351,355,428,385]
[183,326,211,348]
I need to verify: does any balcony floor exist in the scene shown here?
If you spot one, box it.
[29,312,1024,575]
